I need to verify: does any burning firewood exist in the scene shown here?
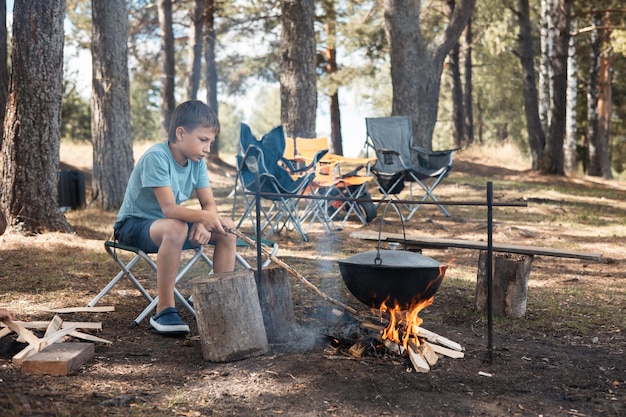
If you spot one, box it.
[407,341,430,373]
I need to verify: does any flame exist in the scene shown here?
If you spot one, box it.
[380,296,434,349]
[379,262,451,350]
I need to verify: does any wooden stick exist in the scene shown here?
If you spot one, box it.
[68,330,113,345]
[1,321,102,330]
[227,228,360,318]
[44,306,114,313]
[4,320,41,350]
[44,315,63,338]
[39,325,77,350]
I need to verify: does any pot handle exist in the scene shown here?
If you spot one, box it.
[375,200,407,265]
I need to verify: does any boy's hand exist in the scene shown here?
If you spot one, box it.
[188,223,212,246]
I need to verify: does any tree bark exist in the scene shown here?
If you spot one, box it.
[383,0,476,149]
[203,0,220,161]
[192,270,268,362]
[186,0,204,101]
[280,0,317,139]
[564,19,577,175]
[541,0,571,175]
[0,0,71,233]
[447,0,464,149]
[595,13,613,180]
[91,0,134,210]
[517,0,545,170]
[586,11,601,176]
[0,1,7,150]
[539,0,556,136]
[461,17,474,146]
[323,0,343,155]
[158,0,176,141]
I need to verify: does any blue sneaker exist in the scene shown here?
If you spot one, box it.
[150,307,190,336]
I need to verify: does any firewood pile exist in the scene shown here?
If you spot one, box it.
[0,306,113,375]
[323,313,464,373]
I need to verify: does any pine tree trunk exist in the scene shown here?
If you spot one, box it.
[564,19,578,175]
[158,0,176,141]
[447,0,464,149]
[461,18,474,146]
[280,0,317,139]
[323,0,343,155]
[383,0,475,149]
[539,0,556,136]
[185,0,204,101]
[91,0,134,210]
[596,17,613,180]
[517,0,545,170]
[0,1,7,150]
[586,11,601,176]
[541,0,571,175]
[204,0,220,161]
[0,0,71,233]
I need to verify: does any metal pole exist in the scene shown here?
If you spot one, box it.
[487,181,494,363]
[244,155,263,286]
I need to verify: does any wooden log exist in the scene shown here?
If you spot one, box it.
[476,251,533,318]
[21,343,95,375]
[407,343,430,373]
[255,266,298,344]
[428,343,465,359]
[191,270,268,362]
[419,342,439,366]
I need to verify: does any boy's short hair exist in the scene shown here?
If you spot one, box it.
[168,100,220,143]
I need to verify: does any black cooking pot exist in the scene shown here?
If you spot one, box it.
[337,202,447,310]
[338,249,446,309]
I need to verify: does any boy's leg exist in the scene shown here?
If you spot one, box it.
[211,217,237,273]
[150,219,188,312]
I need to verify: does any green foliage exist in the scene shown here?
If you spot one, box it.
[61,78,91,142]
[130,75,160,143]
[215,100,243,155]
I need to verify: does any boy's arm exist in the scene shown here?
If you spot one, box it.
[153,186,226,235]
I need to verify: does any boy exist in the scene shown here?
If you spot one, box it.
[114,100,236,336]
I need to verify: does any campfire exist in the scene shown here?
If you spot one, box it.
[327,261,464,373]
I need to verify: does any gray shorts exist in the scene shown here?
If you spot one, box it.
[113,217,200,254]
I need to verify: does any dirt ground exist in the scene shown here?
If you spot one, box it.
[0,146,625,416]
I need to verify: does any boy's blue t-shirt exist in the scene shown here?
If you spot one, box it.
[115,142,211,224]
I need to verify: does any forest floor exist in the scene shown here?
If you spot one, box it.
[0,142,624,416]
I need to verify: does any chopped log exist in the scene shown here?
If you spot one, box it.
[192,270,268,362]
[407,343,430,373]
[412,326,464,352]
[428,343,465,359]
[255,266,298,343]
[21,343,95,375]
[476,251,533,318]
[419,342,439,366]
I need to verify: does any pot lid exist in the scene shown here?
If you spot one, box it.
[339,250,441,268]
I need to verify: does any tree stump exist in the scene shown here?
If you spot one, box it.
[255,266,298,343]
[475,251,533,318]
[191,270,268,362]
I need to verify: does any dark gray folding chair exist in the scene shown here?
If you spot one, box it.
[365,116,458,219]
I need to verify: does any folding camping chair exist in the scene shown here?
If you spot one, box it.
[234,124,324,241]
[365,116,458,219]
[88,237,279,328]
